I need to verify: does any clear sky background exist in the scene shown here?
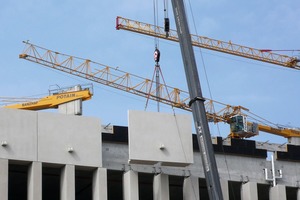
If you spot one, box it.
[1,0,299,144]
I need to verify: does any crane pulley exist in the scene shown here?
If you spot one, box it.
[154,48,160,63]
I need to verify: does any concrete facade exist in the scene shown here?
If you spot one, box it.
[1,108,300,199]
[0,108,102,167]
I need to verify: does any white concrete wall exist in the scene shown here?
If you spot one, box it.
[0,108,102,167]
[0,109,37,161]
[38,112,102,167]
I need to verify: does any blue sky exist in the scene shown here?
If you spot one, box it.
[1,0,299,144]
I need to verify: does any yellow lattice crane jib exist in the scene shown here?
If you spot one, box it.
[116,16,300,70]
[18,41,300,139]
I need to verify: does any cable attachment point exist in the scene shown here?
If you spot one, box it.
[188,96,205,107]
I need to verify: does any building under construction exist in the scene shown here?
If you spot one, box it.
[1,94,300,200]
[1,1,300,199]
[1,37,300,200]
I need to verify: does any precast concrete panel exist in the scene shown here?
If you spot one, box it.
[128,110,193,166]
[0,109,37,161]
[37,112,102,167]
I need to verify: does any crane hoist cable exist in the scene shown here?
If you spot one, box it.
[146,1,172,112]
[153,0,159,49]
[164,0,170,37]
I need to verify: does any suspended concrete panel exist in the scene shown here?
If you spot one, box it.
[128,110,193,166]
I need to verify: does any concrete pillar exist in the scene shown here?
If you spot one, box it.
[92,168,107,200]
[60,165,75,200]
[153,173,169,200]
[28,162,42,200]
[241,182,258,200]
[183,176,199,200]
[297,188,300,200]
[220,179,229,200]
[0,159,8,200]
[123,170,139,200]
[269,185,286,200]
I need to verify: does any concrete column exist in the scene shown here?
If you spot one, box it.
[220,179,229,200]
[123,170,139,200]
[60,165,75,200]
[0,159,8,200]
[183,176,199,200]
[93,168,107,200]
[297,188,300,200]
[28,162,42,200]
[269,185,286,200]
[153,173,169,200]
[241,182,258,200]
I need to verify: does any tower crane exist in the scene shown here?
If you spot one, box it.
[3,84,93,114]
[18,41,300,140]
[116,16,300,70]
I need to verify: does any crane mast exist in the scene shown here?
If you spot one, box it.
[116,16,300,70]
[171,0,223,199]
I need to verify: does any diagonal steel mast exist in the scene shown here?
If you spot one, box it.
[170,0,223,199]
